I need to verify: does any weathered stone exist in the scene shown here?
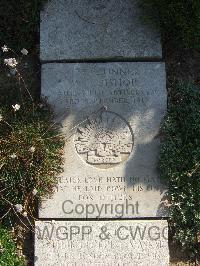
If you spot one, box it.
[40,62,167,218]
[40,0,162,61]
[35,220,169,266]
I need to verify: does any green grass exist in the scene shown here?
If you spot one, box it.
[0,95,64,222]
[0,4,64,262]
[160,82,200,255]
[0,227,24,266]
[0,49,64,224]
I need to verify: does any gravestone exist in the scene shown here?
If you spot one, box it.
[40,0,162,61]
[37,0,169,264]
[35,220,169,266]
[39,62,167,219]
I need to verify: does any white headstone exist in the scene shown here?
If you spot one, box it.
[40,62,167,218]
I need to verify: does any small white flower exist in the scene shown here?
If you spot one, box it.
[0,247,5,254]
[15,204,23,213]
[12,104,20,112]
[10,153,17,159]
[0,114,3,122]
[4,58,18,68]
[22,211,28,217]
[21,48,28,56]
[29,146,35,153]
[2,45,9,52]
[32,188,38,196]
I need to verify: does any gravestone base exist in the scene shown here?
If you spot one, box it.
[35,220,169,266]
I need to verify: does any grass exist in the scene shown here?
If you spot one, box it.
[0,226,24,266]
[0,44,64,265]
[160,82,200,257]
[0,97,64,222]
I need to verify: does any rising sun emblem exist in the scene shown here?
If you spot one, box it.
[74,110,134,169]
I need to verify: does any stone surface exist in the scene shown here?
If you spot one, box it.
[40,0,162,61]
[35,220,169,266]
[40,62,167,218]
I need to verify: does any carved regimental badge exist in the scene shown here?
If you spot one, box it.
[74,110,134,168]
[75,0,123,25]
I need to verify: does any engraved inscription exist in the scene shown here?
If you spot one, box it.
[74,110,134,168]
[75,0,123,25]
